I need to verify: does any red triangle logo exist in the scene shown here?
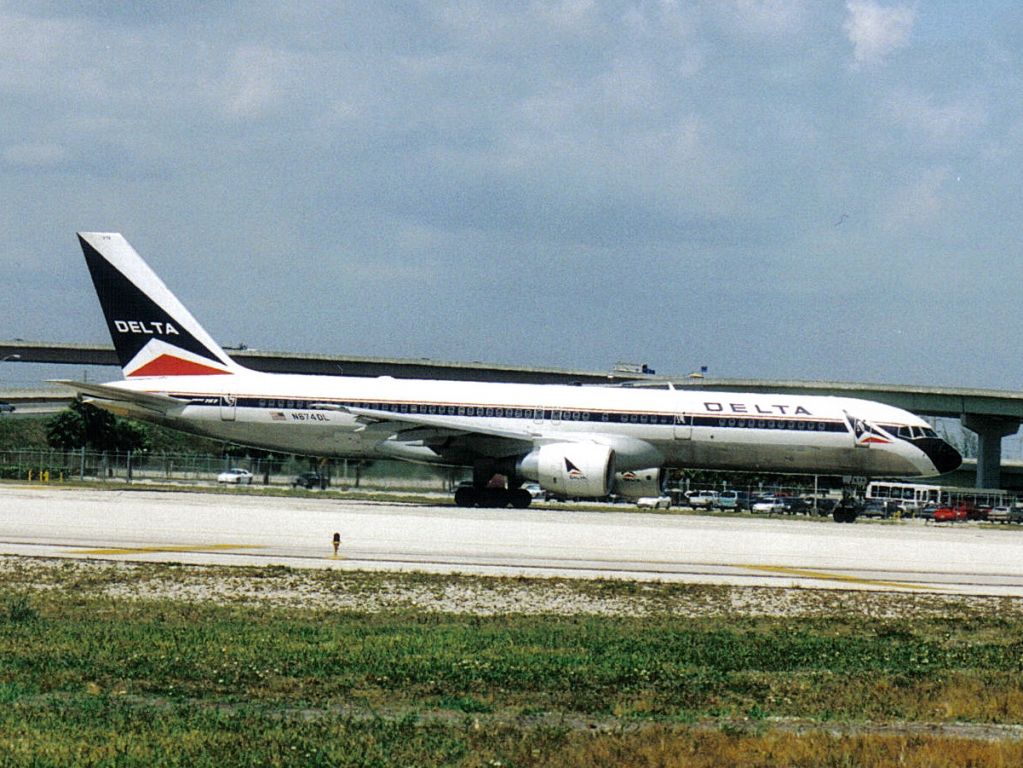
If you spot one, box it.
[128,354,229,377]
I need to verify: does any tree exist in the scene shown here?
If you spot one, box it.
[46,400,151,452]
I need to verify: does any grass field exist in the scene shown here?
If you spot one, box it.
[3,558,1023,766]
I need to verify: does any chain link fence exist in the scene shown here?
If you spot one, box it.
[0,448,461,491]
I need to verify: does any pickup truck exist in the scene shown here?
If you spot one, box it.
[685,490,720,508]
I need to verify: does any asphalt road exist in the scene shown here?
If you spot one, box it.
[2,484,1023,596]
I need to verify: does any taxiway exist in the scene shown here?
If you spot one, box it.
[2,485,1023,596]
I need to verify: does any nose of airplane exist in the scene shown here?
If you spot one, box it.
[917,437,963,475]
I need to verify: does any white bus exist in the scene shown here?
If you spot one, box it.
[866,481,1012,513]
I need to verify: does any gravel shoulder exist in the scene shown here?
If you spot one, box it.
[5,554,1023,621]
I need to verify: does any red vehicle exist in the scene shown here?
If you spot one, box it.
[933,503,971,523]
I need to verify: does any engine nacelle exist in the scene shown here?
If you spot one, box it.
[613,468,665,500]
[518,442,616,498]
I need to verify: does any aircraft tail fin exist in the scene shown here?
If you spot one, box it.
[77,232,246,378]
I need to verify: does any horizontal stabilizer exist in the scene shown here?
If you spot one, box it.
[51,380,183,415]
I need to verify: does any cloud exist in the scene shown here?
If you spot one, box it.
[2,2,1023,389]
[844,0,915,67]
[216,45,299,120]
[886,91,987,148]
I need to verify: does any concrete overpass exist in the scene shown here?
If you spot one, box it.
[0,340,641,385]
[3,340,1022,488]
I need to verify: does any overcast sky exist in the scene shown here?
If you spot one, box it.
[2,1,1022,389]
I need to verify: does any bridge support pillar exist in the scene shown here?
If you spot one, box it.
[961,415,1021,489]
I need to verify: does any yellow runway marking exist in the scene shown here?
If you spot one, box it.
[742,564,934,591]
[71,544,265,556]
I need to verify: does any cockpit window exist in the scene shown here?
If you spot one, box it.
[895,425,939,440]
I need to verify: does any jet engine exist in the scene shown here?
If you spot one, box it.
[613,468,666,500]
[518,442,616,498]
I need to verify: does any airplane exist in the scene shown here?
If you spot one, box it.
[62,232,962,509]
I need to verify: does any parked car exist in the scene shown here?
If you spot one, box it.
[0,402,14,413]
[751,495,785,514]
[896,501,921,517]
[686,490,720,508]
[292,472,326,489]
[718,490,750,511]
[970,505,991,522]
[860,500,891,519]
[781,496,809,515]
[933,504,969,523]
[918,503,939,520]
[988,506,1012,523]
[217,468,253,484]
[637,496,671,510]
[523,483,547,500]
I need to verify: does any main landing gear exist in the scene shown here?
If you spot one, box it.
[454,485,532,509]
[454,461,533,509]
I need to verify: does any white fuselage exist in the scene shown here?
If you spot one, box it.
[100,370,948,478]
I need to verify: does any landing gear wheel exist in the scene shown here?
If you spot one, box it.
[510,489,532,509]
[454,486,477,508]
[480,488,510,508]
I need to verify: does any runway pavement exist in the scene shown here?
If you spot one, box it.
[2,484,1023,596]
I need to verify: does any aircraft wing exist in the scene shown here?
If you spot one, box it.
[344,405,542,443]
[50,380,184,416]
[342,404,661,466]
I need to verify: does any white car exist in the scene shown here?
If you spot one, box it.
[217,468,253,484]
[637,496,671,509]
[752,495,785,514]
[988,506,1012,523]
[523,483,547,500]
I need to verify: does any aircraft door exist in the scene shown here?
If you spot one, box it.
[845,412,886,449]
[674,413,691,440]
[220,394,237,422]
